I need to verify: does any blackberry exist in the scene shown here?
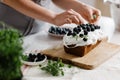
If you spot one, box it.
[77,28,81,32]
[51,26,55,30]
[81,26,86,30]
[72,32,77,37]
[32,54,36,58]
[37,53,42,58]
[28,54,36,62]
[89,23,92,26]
[86,24,89,26]
[81,24,86,26]
[29,53,33,58]
[83,37,88,41]
[61,30,66,34]
[73,27,79,34]
[36,57,42,62]
[50,26,55,33]
[66,29,71,33]
[96,26,100,29]
[56,27,61,32]
[67,31,72,36]
[84,30,88,35]
[36,55,45,61]
[64,28,69,31]
[90,25,94,29]
[94,26,98,29]
[79,34,84,38]
[77,25,81,28]
[48,28,52,33]
[86,27,91,32]
[91,28,95,31]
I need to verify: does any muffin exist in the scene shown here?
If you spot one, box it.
[63,24,107,57]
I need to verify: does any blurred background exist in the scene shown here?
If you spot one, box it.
[50,0,111,17]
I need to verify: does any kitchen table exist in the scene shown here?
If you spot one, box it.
[22,17,120,80]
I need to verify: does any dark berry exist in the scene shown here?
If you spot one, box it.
[41,55,45,59]
[88,23,92,26]
[81,24,86,26]
[64,28,69,31]
[81,26,86,30]
[36,57,42,62]
[91,28,95,31]
[86,27,91,32]
[66,29,71,33]
[94,25,97,29]
[50,26,55,33]
[29,53,33,58]
[89,24,94,28]
[86,24,89,26]
[79,34,84,38]
[72,32,77,37]
[84,30,88,35]
[51,26,55,30]
[61,30,66,34]
[90,23,93,26]
[48,29,52,33]
[56,27,61,32]
[77,28,81,32]
[73,27,79,34]
[28,53,36,62]
[83,38,88,41]
[32,54,36,58]
[67,31,72,36]
[37,53,42,58]
[36,55,45,61]
[98,26,100,28]
[96,26,100,29]
[77,25,81,28]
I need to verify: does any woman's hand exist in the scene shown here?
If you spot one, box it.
[52,0,101,24]
[78,4,101,23]
[53,9,86,26]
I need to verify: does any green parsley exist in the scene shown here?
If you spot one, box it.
[40,59,70,76]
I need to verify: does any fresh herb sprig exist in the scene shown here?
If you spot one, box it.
[41,59,71,76]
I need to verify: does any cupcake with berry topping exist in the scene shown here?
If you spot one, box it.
[63,24,107,57]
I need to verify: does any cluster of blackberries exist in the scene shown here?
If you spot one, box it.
[27,53,46,62]
[49,26,72,35]
[80,24,100,32]
[67,24,101,42]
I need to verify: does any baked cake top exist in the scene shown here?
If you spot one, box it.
[63,24,106,47]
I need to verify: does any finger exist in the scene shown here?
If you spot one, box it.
[69,10,86,24]
[65,18,72,24]
[65,9,75,15]
[75,15,86,24]
[69,15,80,24]
[65,9,86,24]
[93,10,101,22]
[87,10,94,23]
[92,14,100,23]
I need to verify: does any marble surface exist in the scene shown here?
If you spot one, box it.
[22,17,120,80]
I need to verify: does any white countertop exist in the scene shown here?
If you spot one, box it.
[22,17,120,80]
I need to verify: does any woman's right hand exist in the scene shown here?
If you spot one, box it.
[53,9,86,26]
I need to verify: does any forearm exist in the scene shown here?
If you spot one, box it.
[3,0,56,24]
[52,0,86,12]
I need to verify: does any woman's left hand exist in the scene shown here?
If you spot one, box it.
[78,4,101,23]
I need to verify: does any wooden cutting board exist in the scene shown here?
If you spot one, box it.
[42,42,120,70]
